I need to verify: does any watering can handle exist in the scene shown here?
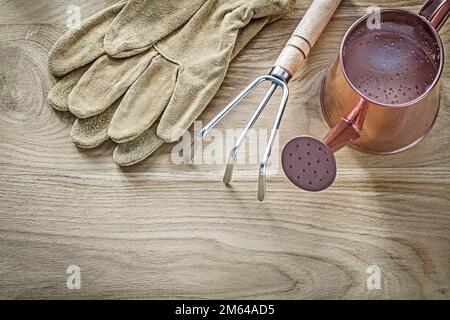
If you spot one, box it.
[273,0,342,77]
[420,0,450,31]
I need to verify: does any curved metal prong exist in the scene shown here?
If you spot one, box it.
[191,75,271,164]
[196,75,269,141]
[258,81,289,201]
[223,83,277,184]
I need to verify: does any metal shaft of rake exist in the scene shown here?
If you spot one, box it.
[258,83,289,201]
[223,83,277,184]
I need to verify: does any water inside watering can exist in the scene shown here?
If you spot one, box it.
[344,28,439,105]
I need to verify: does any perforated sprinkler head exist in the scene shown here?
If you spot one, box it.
[282,136,337,192]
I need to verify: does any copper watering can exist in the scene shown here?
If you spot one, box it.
[282,0,450,192]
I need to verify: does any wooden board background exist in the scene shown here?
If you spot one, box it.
[0,0,449,299]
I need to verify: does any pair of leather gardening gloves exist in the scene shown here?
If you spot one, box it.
[48,0,296,166]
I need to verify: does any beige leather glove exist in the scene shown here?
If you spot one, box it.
[49,0,296,166]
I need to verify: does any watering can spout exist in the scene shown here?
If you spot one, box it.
[323,98,368,152]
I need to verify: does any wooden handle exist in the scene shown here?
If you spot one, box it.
[274,0,342,77]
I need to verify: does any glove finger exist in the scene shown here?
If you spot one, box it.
[245,0,296,19]
[49,1,127,77]
[68,49,158,119]
[105,0,208,58]
[157,69,226,143]
[231,17,270,60]
[113,123,164,166]
[48,65,91,111]
[71,98,121,149]
[108,55,178,143]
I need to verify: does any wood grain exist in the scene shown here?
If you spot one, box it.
[0,0,449,299]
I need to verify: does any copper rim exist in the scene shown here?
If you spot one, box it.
[338,8,445,109]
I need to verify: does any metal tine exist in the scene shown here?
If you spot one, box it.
[197,75,271,140]
[258,81,289,201]
[223,83,278,184]
[193,71,289,201]
[189,75,270,163]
